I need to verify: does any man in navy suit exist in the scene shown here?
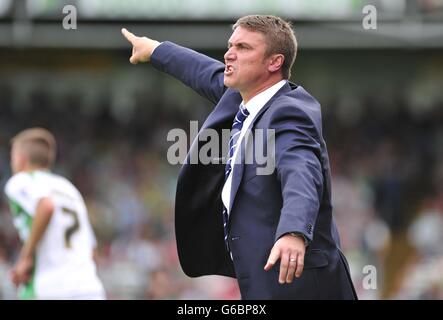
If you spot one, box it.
[122,15,357,299]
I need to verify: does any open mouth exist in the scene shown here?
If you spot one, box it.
[224,65,234,76]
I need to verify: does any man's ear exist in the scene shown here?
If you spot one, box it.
[268,54,284,73]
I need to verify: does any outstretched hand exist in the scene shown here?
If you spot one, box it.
[264,233,306,284]
[121,28,160,64]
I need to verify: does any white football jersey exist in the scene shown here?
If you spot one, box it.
[5,170,105,299]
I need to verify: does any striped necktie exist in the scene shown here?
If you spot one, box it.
[222,103,250,251]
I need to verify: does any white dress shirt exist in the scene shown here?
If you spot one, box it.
[222,80,287,214]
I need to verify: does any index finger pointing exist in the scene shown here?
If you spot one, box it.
[121,28,137,43]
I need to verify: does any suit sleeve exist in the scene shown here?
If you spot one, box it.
[271,105,324,243]
[150,41,226,105]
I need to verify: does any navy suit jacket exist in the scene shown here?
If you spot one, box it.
[151,41,357,299]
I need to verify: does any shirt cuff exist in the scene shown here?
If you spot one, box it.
[151,41,163,56]
[288,232,309,247]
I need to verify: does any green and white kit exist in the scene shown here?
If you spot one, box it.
[5,170,105,299]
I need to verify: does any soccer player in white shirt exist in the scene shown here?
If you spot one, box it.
[4,128,106,299]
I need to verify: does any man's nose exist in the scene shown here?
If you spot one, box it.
[224,48,235,61]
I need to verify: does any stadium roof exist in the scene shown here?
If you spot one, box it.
[1,0,443,49]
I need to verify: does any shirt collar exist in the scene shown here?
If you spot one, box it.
[242,79,287,119]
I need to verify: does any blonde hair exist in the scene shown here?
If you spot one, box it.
[11,127,56,168]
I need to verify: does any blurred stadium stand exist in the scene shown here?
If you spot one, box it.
[1,0,443,299]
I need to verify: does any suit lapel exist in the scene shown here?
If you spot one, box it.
[183,90,241,167]
[228,82,293,211]
[201,90,242,130]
